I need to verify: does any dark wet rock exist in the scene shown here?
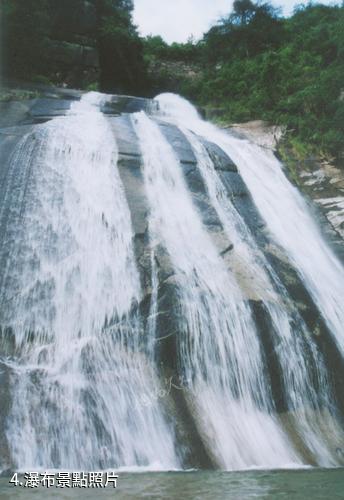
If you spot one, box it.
[157,121,197,166]
[250,300,288,413]
[231,195,266,239]
[26,98,73,123]
[155,280,180,373]
[116,157,147,237]
[220,244,234,256]
[117,154,141,170]
[107,114,152,296]
[156,124,227,233]
[161,366,217,470]
[192,195,223,229]
[179,162,196,177]
[154,246,175,283]
[312,325,344,419]
[263,245,344,417]
[135,236,154,300]
[0,101,33,129]
[1,87,344,467]
[108,115,148,237]
[0,87,83,128]
[109,114,141,157]
[182,165,208,195]
[250,296,344,421]
[218,170,248,198]
[201,139,238,173]
[102,96,152,115]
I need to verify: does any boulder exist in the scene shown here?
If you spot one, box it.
[27,98,73,123]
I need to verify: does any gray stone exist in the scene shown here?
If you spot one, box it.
[108,116,148,239]
[218,171,248,198]
[192,194,223,229]
[109,115,141,158]
[182,165,207,195]
[154,245,175,283]
[116,164,148,237]
[27,98,73,123]
[0,101,32,129]
[157,121,197,166]
[201,139,238,172]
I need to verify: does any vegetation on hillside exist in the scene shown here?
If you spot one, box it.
[1,0,343,161]
[0,0,146,93]
[96,0,147,93]
[1,0,50,79]
[143,1,344,162]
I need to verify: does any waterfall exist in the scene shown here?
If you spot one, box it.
[1,89,344,472]
[183,130,343,466]
[154,93,344,358]
[132,111,300,469]
[0,93,179,471]
[152,93,344,466]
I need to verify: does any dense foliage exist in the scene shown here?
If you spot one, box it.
[1,0,146,93]
[96,0,147,93]
[144,1,344,160]
[1,0,50,79]
[1,0,343,159]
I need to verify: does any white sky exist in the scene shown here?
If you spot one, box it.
[133,0,337,43]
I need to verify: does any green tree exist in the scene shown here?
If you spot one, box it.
[1,0,50,79]
[96,0,147,94]
[196,1,344,158]
[203,0,283,62]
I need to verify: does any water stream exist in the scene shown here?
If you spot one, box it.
[0,93,178,471]
[132,111,299,469]
[0,91,343,472]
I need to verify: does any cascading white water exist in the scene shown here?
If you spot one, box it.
[1,89,343,473]
[152,93,344,466]
[0,93,179,471]
[132,111,300,470]
[183,131,344,466]
[155,93,344,359]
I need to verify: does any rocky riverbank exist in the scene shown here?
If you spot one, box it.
[221,119,344,257]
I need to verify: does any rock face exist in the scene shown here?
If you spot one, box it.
[275,149,344,263]
[226,120,286,151]
[295,162,344,249]
[47,0,99,87]
[231,121,344,263]
[1,87,344,469]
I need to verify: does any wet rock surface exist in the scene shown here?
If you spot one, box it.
[1,88,344,468]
